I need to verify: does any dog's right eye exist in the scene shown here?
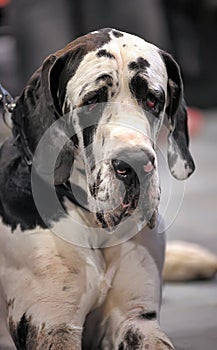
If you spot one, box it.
[83,94,99,111]
[82,87,108,111]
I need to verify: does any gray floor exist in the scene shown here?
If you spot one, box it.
[160,110,217,350]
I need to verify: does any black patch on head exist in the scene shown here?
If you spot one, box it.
[129,74,165,117]
[140,311,157,320]
[128,57,150,71]
[96,74,113,87]
[129,73,149,101]
[97,49,115,59]
[112,30,123,38]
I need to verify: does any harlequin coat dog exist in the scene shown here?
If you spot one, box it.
[0,28,195,349]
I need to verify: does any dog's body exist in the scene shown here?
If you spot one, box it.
[0,29,195,349]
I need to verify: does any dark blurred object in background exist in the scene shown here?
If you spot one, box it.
[164,0,217,108]
[0,0,216,108]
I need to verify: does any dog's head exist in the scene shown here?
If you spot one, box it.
[12,28,195,230]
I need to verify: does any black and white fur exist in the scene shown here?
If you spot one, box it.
[0,29,195,349]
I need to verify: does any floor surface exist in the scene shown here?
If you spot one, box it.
[160,110,217,350]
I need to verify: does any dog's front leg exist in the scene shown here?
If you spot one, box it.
[98,224,175,350]
[0,228,105,350]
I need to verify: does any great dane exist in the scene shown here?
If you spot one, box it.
[0,28,195,349]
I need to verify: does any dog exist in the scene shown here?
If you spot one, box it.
[0,28,195,349]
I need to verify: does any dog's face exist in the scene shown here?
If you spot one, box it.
[13,29,195,230]
[65,30,169,228]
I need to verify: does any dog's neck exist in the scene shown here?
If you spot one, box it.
[0,136,84,231]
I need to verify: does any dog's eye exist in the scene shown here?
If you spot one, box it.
[84,96,99,106]
[83,95,99,111]
[82,86,108,112]
[146,93,157,109]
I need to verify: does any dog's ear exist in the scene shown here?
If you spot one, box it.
[161,51,195,180]
[42,47,85,116]
[41,52,71,117]
[40,50,83,184]
[12,49,83,185]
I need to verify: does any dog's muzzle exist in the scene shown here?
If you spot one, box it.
[89,146,160,230]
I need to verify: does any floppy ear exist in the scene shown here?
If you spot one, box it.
[40,50,84,184]
[42,46,86,116]
[161,51,195,180]
[12,49,82,185]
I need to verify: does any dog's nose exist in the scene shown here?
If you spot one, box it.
[112,149,155,186]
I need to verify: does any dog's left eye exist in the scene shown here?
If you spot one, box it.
[146,93,157,109]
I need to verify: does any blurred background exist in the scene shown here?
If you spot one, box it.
[0,1,217,349]
[1,0,217,107]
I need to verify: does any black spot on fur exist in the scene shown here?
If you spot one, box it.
[79,83,88,97]
[90,169,102,199]
[140,311,157,320]
[82,125,97,149]
[63,101,71,115]
[123,328,143,349]
[7,297,15,310]
[96,74,113,87]
[118,342,125,350]
[128,57,150,71]
[129,73,149,101]
[97,49,115,59]
[9,313,37,350]
[128,61,139,71]
[17,314,31,348]
[96,212,107,228]
[9,315,81,349]
[112,30,123,38]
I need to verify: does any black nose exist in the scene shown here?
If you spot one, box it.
[112,149,155,186]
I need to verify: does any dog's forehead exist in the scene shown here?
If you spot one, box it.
[104,30,167,84]
[66,29,167,103]
[106,31,163,64]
